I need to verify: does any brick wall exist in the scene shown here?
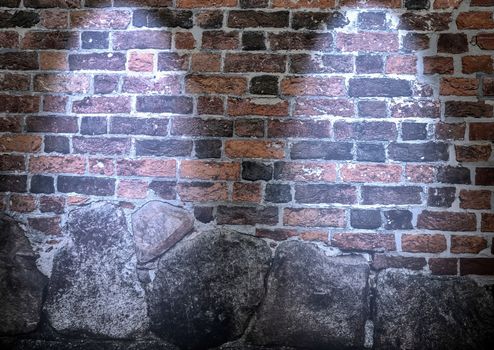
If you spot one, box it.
[0,0,493,276]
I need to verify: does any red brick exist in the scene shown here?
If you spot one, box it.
[191,53,221,72]
[481,213,494,232]
[269,32,332,51]
[40,9,68,29]
[117,159,176,177]
[0,155,25,171]
[460,258,494,275]
[70,9,131,29]
[274,161,336,182]
[180,160,240,180]
[21,31,78,49]
[385,55,416,74]
[177,0,236,7]
[186,75,247,95]
[43,96,67,113]
[202,30,239,50]
[39,51,68,70]
[227,97,289,117]
[440,78,479,96]
[405,164,437,183]
[475,33,494,50]
[294,98,354,117]
[423,56,454,74]
[339,0,400,7]
[462,55,493,74]
[128,52,154,72]
[29,156,85,174]
[40,196,65,214]
[457,11,494,29]
[72,96,131,114]
[117,180,148,199]
[429,258,458,275]
[272,0,336,7]
[0,31,18,48]
[451,236,488,254]
[390,100,440,118]
[417,211,476,232]
[340,164,402,183]
[225,140,285,159]
[460,190,491,210]
[0,116,22,133]
[122,76,180,94]
[0,95,40,113]
[435,122,465,140]
[198,96,224,115]
[10,194,36,213]
[235,120,264,139]
[224,53,286,73]
[399,12,451,31]
[337,32,398,52]
[34,74,89,93]
[332,233,396,252]
[177,182,228,202]
[281,76,345,96]
[470,123,494,140]
[434,0,462,8]
[175,31,195,49]
[455,145,491,162]
[232,182,261,203]
[402,234,447,253]
[73,137,130,156]
[0,135,42,153]
[28,216,62,235]
[268,119,330,138]
[88,158,114,176]
[283,208,345,227]
[113,30,171,49]
[0,73,29,91]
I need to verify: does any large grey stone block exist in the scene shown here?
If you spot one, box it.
[0,215,47,335]
[148,229,272,350]
[374,270,494,350]
[247,241,370,349]
[44,203,148,338]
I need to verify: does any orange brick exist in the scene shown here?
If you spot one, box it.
[29,156,85,174]
[180,160,240,181]
[341,164,402,183]
[0,135,42,153]
[225,140,285,159]
[178,182,228,201]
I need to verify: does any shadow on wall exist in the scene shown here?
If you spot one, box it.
[0,0,494,349]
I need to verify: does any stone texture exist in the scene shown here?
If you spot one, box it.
[131,201,194,264]
[44,202,148,338]
[148,229,271,350]
[375,270,494,349]
[247,241,369,349]
[0,339,178,350]
[0,215,47,335]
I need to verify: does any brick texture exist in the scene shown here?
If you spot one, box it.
[0,1,493,275]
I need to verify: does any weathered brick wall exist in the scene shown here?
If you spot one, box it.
[0,0,493,275]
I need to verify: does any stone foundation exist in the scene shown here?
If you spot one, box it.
[1,201,493,350]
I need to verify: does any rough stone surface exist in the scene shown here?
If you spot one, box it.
[247,241,369,349]
[148,229,271,350]
[44,202,148,339]
[0,338,178,350]
[131,201,194,263]
[0,215,47,335]
[374,270,494,350]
